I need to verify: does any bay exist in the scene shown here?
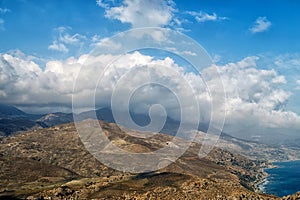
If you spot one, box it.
[259,160,300,197]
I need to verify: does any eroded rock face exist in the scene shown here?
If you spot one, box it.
[0,120,281,199]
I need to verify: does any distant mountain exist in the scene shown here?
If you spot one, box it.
[0,104,43,120]
[0,104,76,136]
[0,104,27,118]
[0,104,43,136]
[0,104,205,137]
[1,104,299,162]
[37,112,74,127]
[72,107,182,135]
[77,107,209,136]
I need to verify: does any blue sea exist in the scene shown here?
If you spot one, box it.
[259,160,300,197]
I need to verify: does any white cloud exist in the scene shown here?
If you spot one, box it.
[165,47,197,57]
[273,54,300,91]
[57,27,86,45]
[94,37,122,50]
[186,11,227,23]
[271,75,286,84]
[0,51,299,142]
[59,33,86,45]
[91,34,102,42]
[48,27,86,53]
[96,0,110,9]
[98,0,176,28]
[274,53,300,69]
[48,41,69,53]
[249,16,271,33]
[0,8,10,14]
[182,51,197,56]
[203,56,300,136]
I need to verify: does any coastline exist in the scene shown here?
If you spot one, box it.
[255,160,300,198]
[255,168,269,193]
[253,168,269,193]
[257,159,300,193]
[253,162,275,194]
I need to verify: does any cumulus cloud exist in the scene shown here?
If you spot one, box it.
[249,16,271,33]
[205,56,300,140]
[186,11,227,23]
[0,50,299,141]
[97,0,176,28]
[214,57,290,111]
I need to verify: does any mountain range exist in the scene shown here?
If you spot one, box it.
[0,104,299,162]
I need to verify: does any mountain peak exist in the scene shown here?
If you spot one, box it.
[0,104,26,117]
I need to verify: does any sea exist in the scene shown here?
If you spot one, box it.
[259,160,300,197]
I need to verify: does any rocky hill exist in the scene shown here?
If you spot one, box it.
[0,120,281,199]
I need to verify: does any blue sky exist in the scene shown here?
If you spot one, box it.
[0,0,300,140]
[0,0,299,61]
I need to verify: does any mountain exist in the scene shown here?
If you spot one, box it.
[0,105,182,137]
[0,120,280,199]
[0,104,299,162]
[0,104,42,120]
[76,107,182,135]
[37,112,74,127]
[0,104,27,118]
[0,104,44,136]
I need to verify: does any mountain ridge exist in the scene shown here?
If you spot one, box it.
[1,104,300,162]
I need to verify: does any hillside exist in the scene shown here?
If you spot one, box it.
[0,120,280,199]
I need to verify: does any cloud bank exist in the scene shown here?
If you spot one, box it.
[0,50,299,141]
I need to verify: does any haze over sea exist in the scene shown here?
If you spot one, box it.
[260,160,300,197]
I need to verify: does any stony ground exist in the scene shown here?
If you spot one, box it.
[0,120,292,199]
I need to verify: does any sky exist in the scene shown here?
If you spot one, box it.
[0,0,300,142]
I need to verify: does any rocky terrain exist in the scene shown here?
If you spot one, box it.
[0,120,283,199]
